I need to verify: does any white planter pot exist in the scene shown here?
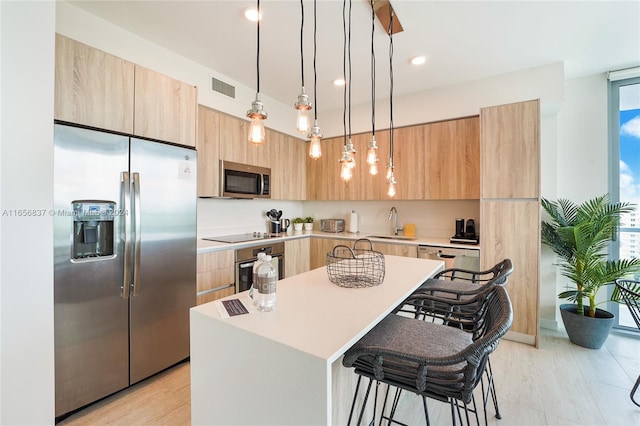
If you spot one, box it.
[304,223,313,231]
[293,223,303,231]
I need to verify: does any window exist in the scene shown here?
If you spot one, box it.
[608,70,640,331]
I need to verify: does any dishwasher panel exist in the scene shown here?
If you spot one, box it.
[417,245,480,274]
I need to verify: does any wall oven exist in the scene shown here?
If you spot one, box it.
[235,242,284,293]
[220,160,270,199]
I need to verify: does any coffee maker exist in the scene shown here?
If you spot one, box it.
[450,218,479,244]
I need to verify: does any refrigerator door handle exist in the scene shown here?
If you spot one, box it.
[121,171,131,299]
[132,172,142,296]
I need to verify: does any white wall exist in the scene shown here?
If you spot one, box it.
[1,1,56,424]
[548,74,611,321]
[557,74,610,201]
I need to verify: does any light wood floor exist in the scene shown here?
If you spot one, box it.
[58,329,640,425]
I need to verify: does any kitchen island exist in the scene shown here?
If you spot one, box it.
[190,255,443,425]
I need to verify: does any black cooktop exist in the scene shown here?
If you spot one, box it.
[203,233,277,244]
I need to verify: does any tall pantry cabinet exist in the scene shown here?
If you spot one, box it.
[480,99,540,347]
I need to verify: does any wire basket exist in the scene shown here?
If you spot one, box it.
[326,239,385,288]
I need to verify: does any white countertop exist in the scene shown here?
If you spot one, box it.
[191,255,444,363]
[197,230,480,254]
[190,255,444,425]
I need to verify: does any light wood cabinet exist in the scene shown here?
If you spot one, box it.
[480,100,540,198]
[197,107,305,200]
[285,238,310,277]
[310,237,418,270]
[134,66,197,147]
[306,137,347,200]
[196,250,235,305]
[480,99,540,346]
[348,132,389,200]
[305,118,480,201]
[269,130,306,200]
[55,34,197,148]
[392,125,426,200]
[425,117,480,200]
[54,34,134,134]
[480,200,540,341]
[371,241,418,258]
[310,237,346,270]
[219,113,270,168]
[197,105,221,197]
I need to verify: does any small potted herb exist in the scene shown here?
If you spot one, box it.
[303,216,314,231]
[292,217,304,231]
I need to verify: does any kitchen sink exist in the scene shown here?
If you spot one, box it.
[366,235,418,241]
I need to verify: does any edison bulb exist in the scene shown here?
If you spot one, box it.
[296,108,311,134]
[309,136,322,159]
[369,162,378,175]
[387,179,396,197]
[366,146,378,165]
[341,161,353,181]
[248,117,266,145]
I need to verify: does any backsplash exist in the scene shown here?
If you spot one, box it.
[303,200,479,239]
[198,198,479,240]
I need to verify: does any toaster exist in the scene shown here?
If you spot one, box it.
[320,219,345,233]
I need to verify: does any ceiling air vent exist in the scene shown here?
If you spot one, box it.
[210,77,235,99]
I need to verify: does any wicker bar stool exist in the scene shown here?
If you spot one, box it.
[343,286,513,426]
[413,258,514,297]
[614,279,640,407]
[394,258,514,421]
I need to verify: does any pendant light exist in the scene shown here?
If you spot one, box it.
[307,0,323,159]
[247,0,267,145]
[366,0,379,175]
[386,3,397,197]
[339,0,355,181]
[294,0,311,134]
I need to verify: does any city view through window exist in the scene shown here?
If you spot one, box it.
[617,80,640,329]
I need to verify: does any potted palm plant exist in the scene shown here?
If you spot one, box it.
[541,194,640,349]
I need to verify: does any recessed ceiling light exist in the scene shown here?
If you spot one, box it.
[410,55,427,65]
[244,8,261,22]
[333,78,346,86]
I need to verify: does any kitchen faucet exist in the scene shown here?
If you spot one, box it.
[388,206,403,236]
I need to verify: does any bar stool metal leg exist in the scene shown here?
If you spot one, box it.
[631,374,640,408]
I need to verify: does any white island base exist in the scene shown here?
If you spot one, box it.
[190,255,443,425]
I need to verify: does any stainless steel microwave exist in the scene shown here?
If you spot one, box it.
[220,160,271,199]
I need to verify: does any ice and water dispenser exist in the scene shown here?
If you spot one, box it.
[72,201,115,260]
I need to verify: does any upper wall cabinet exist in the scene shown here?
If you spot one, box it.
[392,125,427,200]
[305,117,480,201]
[55,34,134,134]
[54,34,197,147]
[197,105,221,197]
[269,129,306,200]
[219,113,270,168]
[196,106,306,199]
[133,66,197,147]
[480,100,540,198]
[425,117,480,200]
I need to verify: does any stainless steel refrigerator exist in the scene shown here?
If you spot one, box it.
[53,123,197,417]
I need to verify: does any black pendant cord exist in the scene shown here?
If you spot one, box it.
[256,0,261,93]
[342,0,347,146]
[348,0,352,140]
[388,4,394,163]
[313,0,318,121]
[300,0,305,89]
[370,0,375,137]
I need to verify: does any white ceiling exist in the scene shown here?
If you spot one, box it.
[69,0,640,113]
